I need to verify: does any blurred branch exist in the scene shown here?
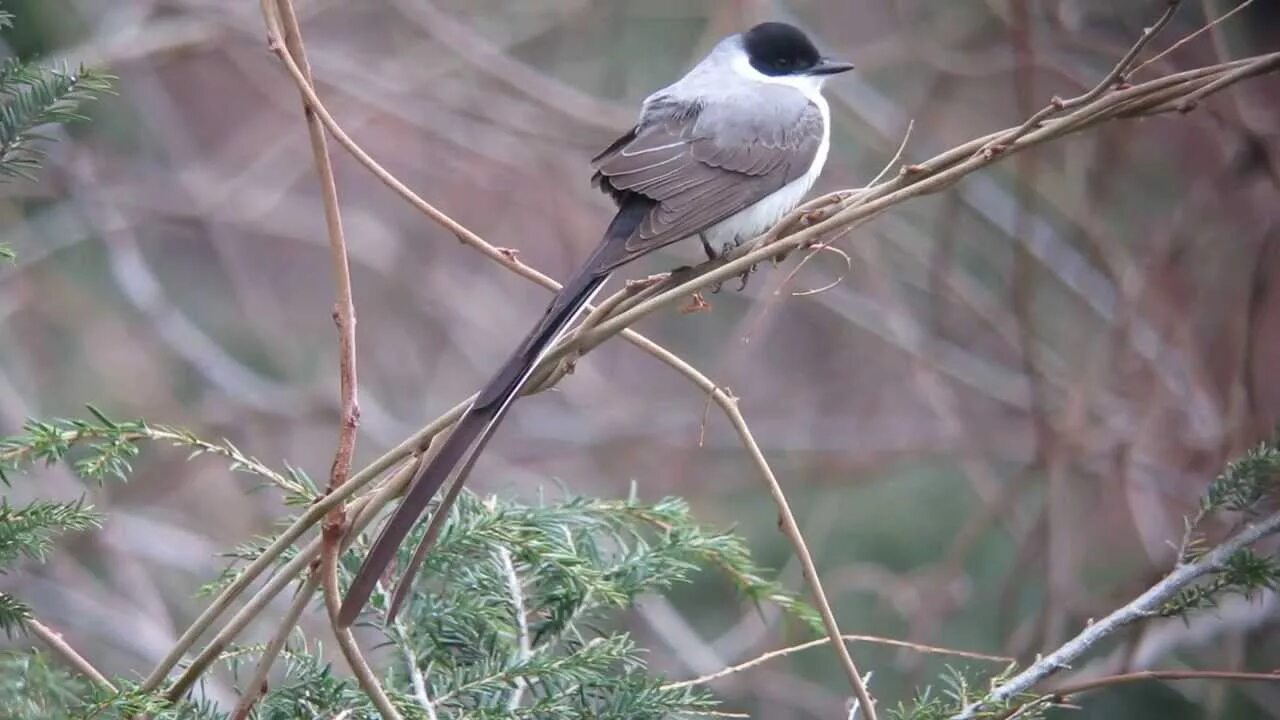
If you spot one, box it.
[953,507,1280,718]
[1050,668,1280,702]
[1131,0,1257,77]
[664,634,1011,691]
[978,0,1183,156]
[227,573,319,720]
[25,616,115,692]
[392,0,633,131]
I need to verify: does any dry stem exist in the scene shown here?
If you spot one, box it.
[26,617,116,692]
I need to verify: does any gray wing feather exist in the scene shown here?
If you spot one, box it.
[591,84,822,270]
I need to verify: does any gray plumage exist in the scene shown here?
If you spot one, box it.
[591,34,830,268]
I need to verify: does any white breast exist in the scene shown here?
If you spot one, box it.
[701,55,832,249]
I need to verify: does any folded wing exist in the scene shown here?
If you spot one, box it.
[591,86,824,269]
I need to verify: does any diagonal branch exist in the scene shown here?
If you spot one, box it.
[26,616,116,692]
[953,508,1280,719]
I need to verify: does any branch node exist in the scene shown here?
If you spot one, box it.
[982,144,1008,159]
[680,292,710,314]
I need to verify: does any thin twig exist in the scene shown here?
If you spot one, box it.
[778,119,914,296]
[953,508,1280,718]
[497,543,531,711]
[1054,668,1280,697]
[723,393,878,718]
[26,617,116,692]
[321,535,404,720]
[1130,0,1257,77]
[266,0,359,501]
[664,634,1011,690]
[977,0,1182,155]
[393,618,438,720]
[625,335,878,717]
[849,672,873,720]
[228,573,320,720]
[995,669,1280,720]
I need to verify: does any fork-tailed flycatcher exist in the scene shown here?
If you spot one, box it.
[339,21,853,627]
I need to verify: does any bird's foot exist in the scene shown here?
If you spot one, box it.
[699,232,717,262]
[708,241,758,293]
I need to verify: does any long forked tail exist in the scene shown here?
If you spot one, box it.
[338,200,649,627]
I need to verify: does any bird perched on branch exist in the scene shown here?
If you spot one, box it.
[339,21,854,626]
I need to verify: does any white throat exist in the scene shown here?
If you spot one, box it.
[729,52,830,107]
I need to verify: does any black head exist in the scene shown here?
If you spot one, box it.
[742,22,853,77]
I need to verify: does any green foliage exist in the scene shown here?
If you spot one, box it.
[0,409,295,491]
[0,408,811,718]
[1161,436,1280,618]
[197,489,808,718]
[0,592,31,637]
[0,652,224,720]
[64,681,223,720]
[1160,548,1280,617]
[0,411,147,485]
[1202,437,1280,515]
[0,59,112,181]
[370,490,785,717]
[0,498,100,567]
[0,2,112,259]
[0,498,102,634]
[0,651,91,719]
[886,665,1044,720]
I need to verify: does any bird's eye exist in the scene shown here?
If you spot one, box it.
[777,57,791,66]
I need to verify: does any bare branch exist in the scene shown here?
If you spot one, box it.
[953,508,1280,718]
[228,573,320,720]
[664,634,1011,690]
[1130,0,1258,77]
[26,617,116,692]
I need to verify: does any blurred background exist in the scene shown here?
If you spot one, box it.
[2,0,1279,717]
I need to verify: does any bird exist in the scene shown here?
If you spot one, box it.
[338,21,853,627]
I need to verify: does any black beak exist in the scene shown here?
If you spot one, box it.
[808,57,855,76]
